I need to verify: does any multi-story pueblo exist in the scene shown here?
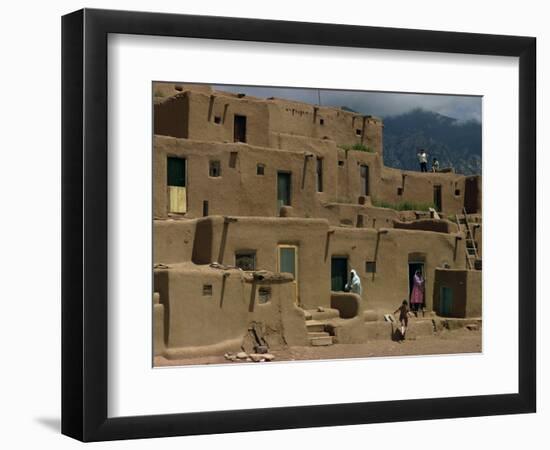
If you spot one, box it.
[152,83,482,365]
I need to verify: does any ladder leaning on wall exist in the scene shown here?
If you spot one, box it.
[456,208,480,270]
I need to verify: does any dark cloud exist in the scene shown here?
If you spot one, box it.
[213,84,481,123]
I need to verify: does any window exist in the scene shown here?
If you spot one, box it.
[366,261,377,273]
[202,284,213,296]
[202,200,209,217]
[235,252,256,271]
[209,160,221,177]
[277,172,291,208]
[257,163,265,175]
[338,160,344,167]
[316,157,323,192]
[356,129,362,135]
[397,187,403,196]
[319,118,324,125]
[455,189,461,196]
[258,287,271,304]
[214,116,221,124]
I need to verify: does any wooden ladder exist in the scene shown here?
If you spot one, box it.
[456,208,480,270]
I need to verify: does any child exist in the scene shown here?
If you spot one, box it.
[394,300,410,340]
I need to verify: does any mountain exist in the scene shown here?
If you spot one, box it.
[381,109,482,175]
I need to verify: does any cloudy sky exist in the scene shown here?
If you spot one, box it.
[213,84,482,123]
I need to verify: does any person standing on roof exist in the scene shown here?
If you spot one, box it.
[417,149,428,172]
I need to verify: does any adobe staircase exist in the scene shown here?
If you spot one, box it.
[456,208,481,270]
[303,308,340,346]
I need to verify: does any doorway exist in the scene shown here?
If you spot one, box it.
[439,286,453,316]
[360,164,369,196]
[277,171,291,210]
[331,257,348,291]
[167,157,187,213]
[278,245,298,303]
[233,114,247,143]
[433,184,442,212]
[408,262,425,305]
[464,176,479,214]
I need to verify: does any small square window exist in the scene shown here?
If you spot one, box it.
[257,164,265,175]
[258,287,271,304]
[235,252,256,271]
[366,261,376,273]
[356,129,362,135]
[319,118,325,125]
[203,284,213,296]
[397,187,403,196]
[214,116,221,124]
[338,160,345,167]
[209,160,221,177]
[455,189,461,196]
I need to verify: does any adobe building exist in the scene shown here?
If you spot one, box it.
[152,83,482,361]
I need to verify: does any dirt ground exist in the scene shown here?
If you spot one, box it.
[155,328,482,367]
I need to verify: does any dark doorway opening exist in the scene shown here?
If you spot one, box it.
[277,171,291,209]
[464,176,479,214]
[408,262,425,307]
[433,185,442,212]
[360,164,369,196]
[233,114,247,143]
[331,257,348,291]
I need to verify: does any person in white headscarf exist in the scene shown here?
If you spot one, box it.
[345,269,362,295]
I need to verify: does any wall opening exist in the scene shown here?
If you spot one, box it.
[202,284,213,296]
[278,245,299,303]
[235,251,256,271]
[229,152,238,168]
[214,116,221,124]
[316,157,324,192]
[202,200,209,217]
[277,171,291,209]
[167,157,187,213]
[408,258,426,309]
[233,114,247,142]
[258,287,271,304]
[433,184,442,212]
[256,163,265,175]
[331,257,348,292]
[365,261,376,273]
[209,160,221,177]
[360,164,370,196]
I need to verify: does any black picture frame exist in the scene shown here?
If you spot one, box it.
[62,8,536,442]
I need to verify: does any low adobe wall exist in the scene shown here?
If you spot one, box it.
[393,219,458,234]
[331,292,363,319]
[153,263,308,357]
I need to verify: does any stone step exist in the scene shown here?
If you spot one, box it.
[306,320,326,333]
[304,308,340,321]
[308,331,330,338]
[309,335,333,346]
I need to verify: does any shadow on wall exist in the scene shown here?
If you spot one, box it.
[192,218,214,264]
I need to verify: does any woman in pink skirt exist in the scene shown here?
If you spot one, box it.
[410,270,425,316]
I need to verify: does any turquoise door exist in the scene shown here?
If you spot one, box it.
[440,286,453,316]
[277,172,291,209]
